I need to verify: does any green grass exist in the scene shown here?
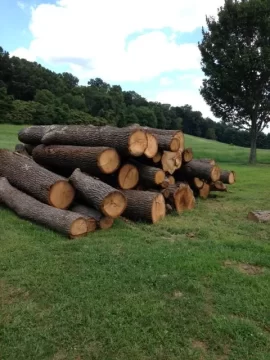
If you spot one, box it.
[0,124,270,360]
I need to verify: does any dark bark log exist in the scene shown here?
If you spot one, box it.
[41,125,148,157]
[175,160,220,182]
[32,145,120,176]
[210,181,227,192]
[69,168,127,218]
[130,160,165,187]
[70,203,113,230]
[220,170,236,184]
[18,125,55,145]
[196,158,216,166]
[0,177,88,238]
[122,190,165,223]
[14,144,31,158]
[248,211,270,223]
[0,149,75,209]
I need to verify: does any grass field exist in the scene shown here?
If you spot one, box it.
[0,124,270,360]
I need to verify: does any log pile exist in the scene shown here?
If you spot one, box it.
[0,124,236,238]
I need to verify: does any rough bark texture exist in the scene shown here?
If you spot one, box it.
[220,170,236,184]
[182,148,193,163]
[0,149,75,209]
[71,203,113,230]
[14,144,31,158]
[18,125,55,145]
[131,160,165,187]
[176,160,220,182]
[41,125,147,157]
[69,168,127,218]
[0,177,88,238]
[248,211,270,223]
[142,128,185,152]
[122,190,165,223]
[32,145,120,176]
[197,158,216,166]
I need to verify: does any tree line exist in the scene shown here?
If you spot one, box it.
[1,45,270,151]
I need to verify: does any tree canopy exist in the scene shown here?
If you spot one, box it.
[0,45,270,150]
[199,0,270,163]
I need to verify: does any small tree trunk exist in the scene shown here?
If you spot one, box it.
[69,168,127,218]
[0,177,88,238]
[70,203,114,230]
[249,130,257,164]
[0,149,75,209]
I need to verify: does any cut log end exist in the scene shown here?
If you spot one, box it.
[129,130,148,156]
[155,170,166,185]
[49,181,75,209]
[118,164,139,189]
[210,166,221,182]
[85,218,97,233]
[228,172,235,184]
[101,191,127,218]
[174,186,195,213]
[98,148,120,174]
[99,216,114,230]
[144,133,158,158]
[199,183,211,199]
[70,218,89,238]
[153,152,162,164]
[151,193,166,224]
[170,138,180,152]
[183,148,193,163]
[193,177,204,189]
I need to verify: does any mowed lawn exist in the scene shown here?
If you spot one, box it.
[0,124,270,360]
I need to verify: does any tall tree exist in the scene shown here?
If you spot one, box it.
[199,0,270,163]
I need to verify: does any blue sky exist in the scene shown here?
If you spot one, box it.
[0,0,225,119]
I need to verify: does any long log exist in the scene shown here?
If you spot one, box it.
[161,151,182,174]
[0,150,75,209]
[18,125,54,145]
[220,170,236,184]
[197,158,216,166]
[122,190,166,224]
[248,211,270,223]
[139,127,185,152]
[0,177,88,238]
[32,145,120,176]
[70,204,113,230]
[69,169,127,218]
[176,160,220,182]
[41,125,148,157]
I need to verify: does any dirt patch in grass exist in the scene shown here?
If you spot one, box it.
[224,260,265,275]
[192,340,208,352]
[0,280,30,305]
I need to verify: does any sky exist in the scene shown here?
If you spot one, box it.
[0,0,226,120]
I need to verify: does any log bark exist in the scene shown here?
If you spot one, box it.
[122,190,166,223]
[0,149,75,209]
[220,170,236,184]
[176,160,220,182]
[138,127,185,152]
[131,160,165,187]
[70,204,113,230]
[156,134,180,152]
[41,125,148,157]
[210,181,227,192]
[0,177,88,238]
[197,158,216,166]
[248,211,270,223]
[161,151,182,174]
[18,125,55,145]
[14,144,31,158]
[182,148,193,163]
[32,145,120,176]
[69,169,127,218]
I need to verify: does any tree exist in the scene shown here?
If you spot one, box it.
[199,0,270,163]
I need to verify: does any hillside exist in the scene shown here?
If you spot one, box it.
[1,124,270,164]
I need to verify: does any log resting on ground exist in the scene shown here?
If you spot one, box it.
[220,170,236,184]
[0,149,75,209]
[0,177,88,238]
[70,203,113,230]
[210,181,227,192]
[122,190,166,223]
[32,145,120,176]
[41,125,148,157]
[167,183,195,213]
[69,168,127,218]
[176,160,220,182]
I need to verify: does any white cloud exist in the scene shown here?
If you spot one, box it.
[159,77,174,86]
[12,0,224,81]
[10,47,36,62]
[17,1,26,10]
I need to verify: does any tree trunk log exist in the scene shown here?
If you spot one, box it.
[41,125,148,157]
[176,160,220,182]
[18,125,55,145]
[32,145,120,176]
[196,158,216,166]
[161,151,182,174]
[0,149,75,209]
[14,144,31,158]
[0,177,88,238]
[130,160,165,187]
[182,148,193,163]
[122,190,166,223]
[99,163,139,190]
[70,203,113,230]
[220,170,236,184]
[210,181,227,192]
[248,211,270,223]
[69,168,127,218]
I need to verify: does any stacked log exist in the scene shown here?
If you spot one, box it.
[0,124,236,238]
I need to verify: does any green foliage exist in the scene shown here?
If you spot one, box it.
[205,127,217,140]
[34,89,58,106]
[0,87,13,122]
[199,0,270,162]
